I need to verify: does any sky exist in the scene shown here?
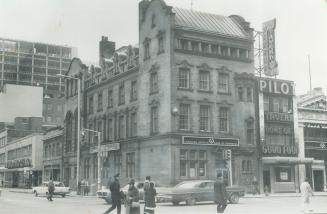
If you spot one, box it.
[0,0,326,95]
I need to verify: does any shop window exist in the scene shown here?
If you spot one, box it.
[180,149,207,178]
[275,166,292,182]
[126,152,135,178]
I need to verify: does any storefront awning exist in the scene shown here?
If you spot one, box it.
[262,157,314,164]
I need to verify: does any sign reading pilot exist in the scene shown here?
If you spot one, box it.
[259,78,294,96]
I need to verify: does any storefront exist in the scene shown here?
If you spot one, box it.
[2,134,43,188]
[258,77,303,193]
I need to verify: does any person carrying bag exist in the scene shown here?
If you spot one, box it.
[126,179,140,214]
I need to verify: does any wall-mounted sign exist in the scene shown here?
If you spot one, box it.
[90,143,120,154]
[259,78,294,96]
[262,19,278,77]
[264,112,293,123]
[5,158,32,169]
[182,136,239,147]
[262,144,298,156]
[265,126,292,135]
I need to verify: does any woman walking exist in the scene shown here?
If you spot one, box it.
[144,182,156,214]
[126,179,140,214]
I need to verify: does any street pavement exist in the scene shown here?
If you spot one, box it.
[1,189,327,214]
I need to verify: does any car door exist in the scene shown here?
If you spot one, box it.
[198,182,214,202]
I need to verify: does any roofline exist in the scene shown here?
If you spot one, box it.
[0,36,73,49]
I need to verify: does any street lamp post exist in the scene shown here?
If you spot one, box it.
[57,74,81,190]
[82,128,102,191]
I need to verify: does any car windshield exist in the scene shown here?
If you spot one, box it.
[175,181,201,189]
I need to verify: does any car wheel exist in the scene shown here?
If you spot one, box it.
[61,194,66,198]
[172,201,180,206]
[229,193,240,204]
[186,197,196,206]
[34,191,38,197]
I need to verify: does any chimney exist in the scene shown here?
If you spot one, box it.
[99,36,115,66]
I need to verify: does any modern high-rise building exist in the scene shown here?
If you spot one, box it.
[0,37,76,97]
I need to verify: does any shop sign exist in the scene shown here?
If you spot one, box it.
[262,19,278,77]
[5,158,32,169]
[262,144,298,156]
[265,126,292,135]
[90,143,120,154]
[259,78,294,96]
[264,112,293,123]
[182,136,239,147]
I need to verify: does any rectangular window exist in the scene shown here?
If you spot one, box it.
[108,119,113,141]
[191,41,199,52]
[246,120,254,144]
[275,166,292,182]
[179,149,207,178]
[126,152,135,178]
[118,115,125,139]
[88,96,94,114]
[178,68,190,89]
[218,73,229,93]
[199,71,210,91]
[158,36,164,54]
[130,112,137,137]
[181,39,189,50]
[97,91,103,111]
[179,104,190,130]
[151,106,159,134]
[108,89,113,108]
[247,88,253,102]
[238,87,244,101]
[219,107,228,132]
[114,152,122,175]
[264,96,269,112]
[150,72,158,94]
[199,105,210,131]
[144,42,150,60]
[130,81,137,101]
[119,83,125,105]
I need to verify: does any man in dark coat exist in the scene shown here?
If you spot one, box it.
[214,173,227,213]
[47,180,55,202]
[103,173,121,214]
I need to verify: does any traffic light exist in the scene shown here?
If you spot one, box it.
[224,150,231,160]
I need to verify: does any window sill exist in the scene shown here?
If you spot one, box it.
[177,87,194,92]
[197,89,213,94]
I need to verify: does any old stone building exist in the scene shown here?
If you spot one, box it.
[64,0,259,192]
[298,87,327,192]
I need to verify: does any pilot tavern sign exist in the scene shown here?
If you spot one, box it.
[259,78,294,96]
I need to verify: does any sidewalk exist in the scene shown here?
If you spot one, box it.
[245,192,327,198]
[0,188,97,198]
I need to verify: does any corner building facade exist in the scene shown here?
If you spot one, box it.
[136,0,258,190]
[73,0,259,192]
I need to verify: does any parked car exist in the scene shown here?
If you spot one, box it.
[32,181,70,197]
[157,180,245,206]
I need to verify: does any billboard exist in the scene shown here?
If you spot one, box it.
[262,19,278,76]
[0,84,43,122]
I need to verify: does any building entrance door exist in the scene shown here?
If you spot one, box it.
[263,170,271,192]
[313,170,324,192]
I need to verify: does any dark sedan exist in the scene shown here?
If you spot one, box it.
[157,180,245,206]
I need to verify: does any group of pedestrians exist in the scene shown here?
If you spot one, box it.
[103,174,157,214]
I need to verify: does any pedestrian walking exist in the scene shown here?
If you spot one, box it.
[300,178,314,213]
[144,182,156,214]
[47,180,55,202]
[103,173,122,214]
[143,176,151,213]
[214,173,227,213]
[252,176,260,195]
[126,179,140,214]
